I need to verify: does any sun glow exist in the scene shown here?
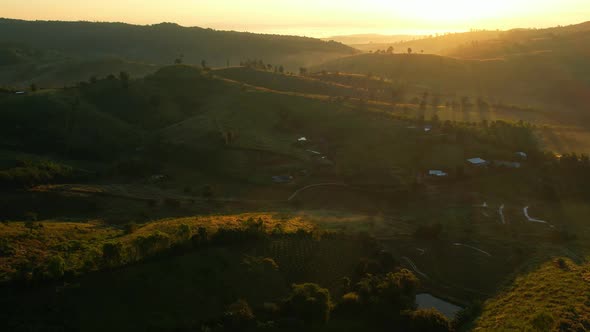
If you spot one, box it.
[1,0,589,37]
[377,0,519,23]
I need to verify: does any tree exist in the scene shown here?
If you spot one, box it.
[202,184,213,200]
[408,309,452,332]
[201,59,207,69]
[386,46,394,54]
[118,71,130,88]
[282,283,332,325]
[355,270,419,318]
[24,220,41,234]
[177,224,191,241]
[279,65,284,73]
[47,255,65,279]
[174,54,184,64]
[102,242,123,266]
[223,299,255,331]
[299,67,308,76]
[30,83,38,92]
[408,48,413,54]
[431,114,441,125]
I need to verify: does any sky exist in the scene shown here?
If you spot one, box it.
[2,0,590,37]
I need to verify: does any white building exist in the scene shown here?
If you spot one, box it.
[467,158,488,166]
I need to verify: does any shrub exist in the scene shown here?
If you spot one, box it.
[282,283,332,325]
[223,299,256,331]
[134,231,171,258]
[47,255,66,279]
[102,242,124,266]
[123,222,138,234]
[191,226,209,246]
[177,224,191,241]
[356,270,419,314]
[408,309,452,332]
[242,255,279,270]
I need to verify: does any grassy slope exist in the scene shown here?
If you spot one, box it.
[0,213,314,281]
[474,258,590,331]
[315,52,590,129]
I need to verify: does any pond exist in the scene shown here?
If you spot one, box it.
[416,293,463,319]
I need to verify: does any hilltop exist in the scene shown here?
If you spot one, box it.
[446,21,590,59]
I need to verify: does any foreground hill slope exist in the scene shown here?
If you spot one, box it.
[474,257,590,331]
[0,18,357,70]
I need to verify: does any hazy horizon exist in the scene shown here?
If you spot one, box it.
[2,0,590,38]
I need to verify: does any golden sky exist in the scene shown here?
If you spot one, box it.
[2,0,589,36]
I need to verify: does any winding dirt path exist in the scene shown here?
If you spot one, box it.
[453,243,492,257]
[524,206,553,227]
[499,204,506,224]
[287,183,348,201]
[402,256,429,279]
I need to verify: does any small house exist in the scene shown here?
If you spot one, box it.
[428,170,448,177]
[297,137,308,142]
[467,158,488,166]
[515,152,527,159]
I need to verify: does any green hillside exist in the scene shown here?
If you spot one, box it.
[473,255,590,331]
[314,52,590,126]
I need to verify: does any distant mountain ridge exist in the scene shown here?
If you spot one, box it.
[0,18,357,70]
[322,34,422,46]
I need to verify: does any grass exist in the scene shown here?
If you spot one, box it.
[473,257,590,331]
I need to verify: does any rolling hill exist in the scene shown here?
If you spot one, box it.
[314,52,590,128]
[0,18,357,71]
[446,22,590,59]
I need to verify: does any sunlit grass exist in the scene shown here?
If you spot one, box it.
[474,257,590,330]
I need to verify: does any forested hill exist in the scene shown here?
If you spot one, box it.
[0,18,357,69]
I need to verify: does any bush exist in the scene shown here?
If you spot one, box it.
[47,255,66,279]
[223,299,256,331]
[102,242,124,267]
[282,283,332,325]
[353,269,419,323]
[134,231,171,258]
[177,224,191,241]
[407,309,452,332]
[123,222,138,234]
